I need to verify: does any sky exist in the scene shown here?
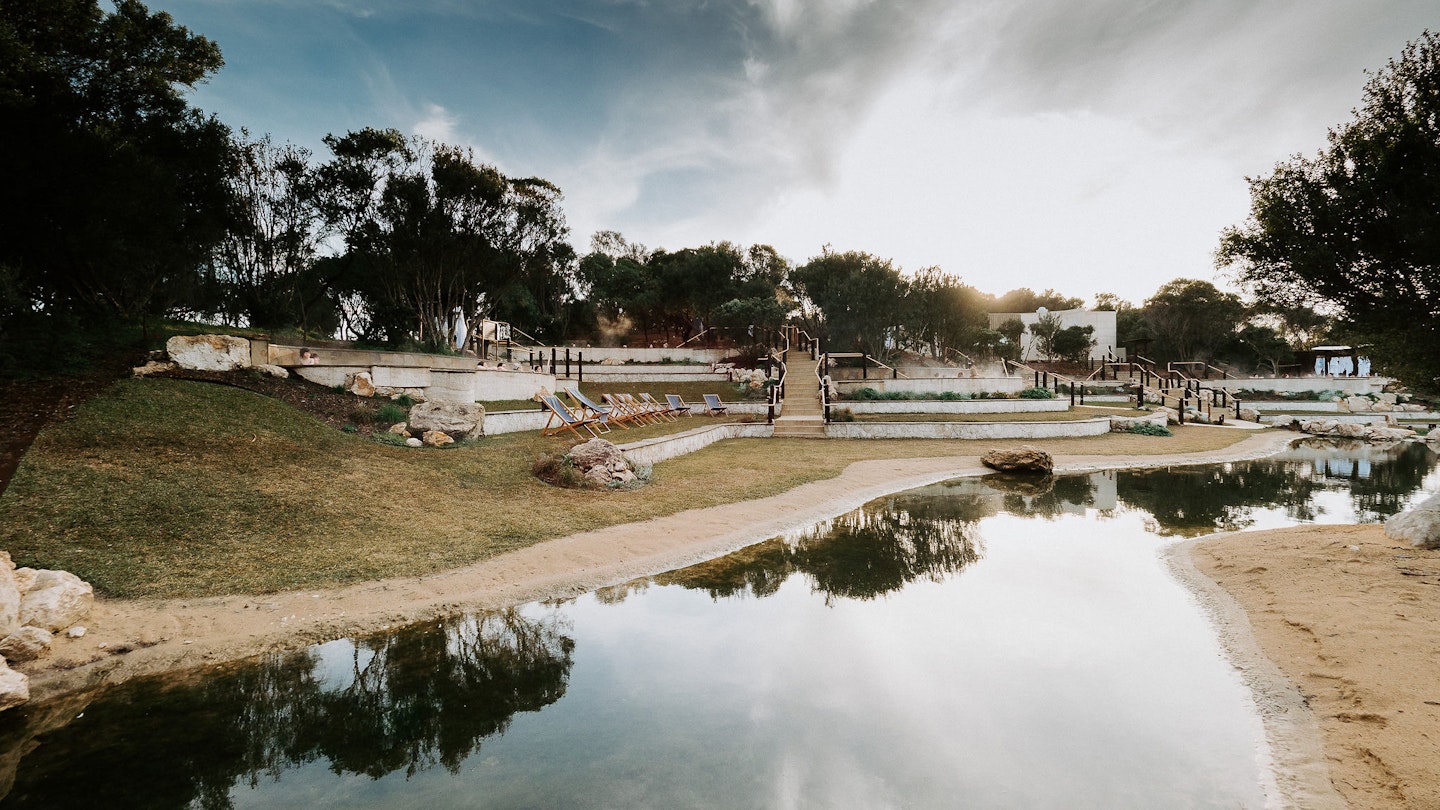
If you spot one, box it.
[157,0,1437,305]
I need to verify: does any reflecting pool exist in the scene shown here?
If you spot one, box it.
[1,440,1435,808]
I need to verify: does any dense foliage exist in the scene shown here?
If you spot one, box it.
[1219,31,1440,387]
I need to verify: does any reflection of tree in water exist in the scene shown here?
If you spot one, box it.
[656,493,989,603]
[0,609,573,809]
[1307,440,1436,522]
[1117,463,1319,536]
[1118,441,1438,535]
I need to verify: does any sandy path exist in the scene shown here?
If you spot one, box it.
[24,430,1296,702]
[1186,524,1440,810]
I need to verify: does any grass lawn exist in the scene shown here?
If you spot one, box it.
[0,378,1256,599]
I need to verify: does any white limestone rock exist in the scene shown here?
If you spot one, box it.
[345,371,376,398]
[0,627,52,663]
[131,360,177,377]
[18,570,93,633]
[166,334,251,371]
[1385,492,1440,549]
[0,554,17,639]
[254,364,289,378]
[405,437,423,448]
[409,401,484,439]
[0,658,29,712]
[421,429,454,447]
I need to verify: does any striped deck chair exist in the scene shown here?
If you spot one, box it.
[640,393,679,421]
[620,393,666,422]
[603,393,656,425]
[702,394,729,416]
[563,388,618,432]
[665,394,693,417]
[540,395,600,439]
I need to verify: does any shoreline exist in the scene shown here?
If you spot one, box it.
[23,431,1295,699]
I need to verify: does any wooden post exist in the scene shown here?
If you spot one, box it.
[565,348,571,378]
[1070,382,1075,407]
[550,347,556,375]
[578,352,583,384]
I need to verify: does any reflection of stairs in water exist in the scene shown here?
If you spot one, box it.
[773,345,826,438]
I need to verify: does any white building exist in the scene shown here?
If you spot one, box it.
[986,308,1118,362]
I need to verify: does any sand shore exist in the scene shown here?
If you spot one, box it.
[1185,524,1440,809]
[28,427,1416,807]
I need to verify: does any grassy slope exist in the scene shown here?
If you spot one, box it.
[0,379,1253,599]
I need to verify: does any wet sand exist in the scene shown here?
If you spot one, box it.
[1184,524,1440,809]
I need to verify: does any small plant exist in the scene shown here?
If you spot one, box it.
[331,384,346,394]
[851,387,882,401]
[374,432,409,446]
[1019,387,1056,399]
[376,403,407,424]
[341,423,358,433]
[349,405,376,424]
[394,393,416,407]
[1129,422,1173,437]
[532,452,587,488]
[831,407,855,422]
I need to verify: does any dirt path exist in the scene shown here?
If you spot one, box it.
[23,430,1296,701]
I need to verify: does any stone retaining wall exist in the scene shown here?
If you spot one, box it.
[825,417,1114,440]
[1208,377,1388,395]
[618,423,774,467]
[833,377,1027,397]
[839,399,1069,415]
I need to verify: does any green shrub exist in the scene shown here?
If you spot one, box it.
[1128,422,1173,437]
[1019,387,1056,399]
[394,393,416,407]
[851,387,882,401]
[376,403,407,424]
[349,405,376,424]
[341,423,358,433]
[374,432,410,446]
[831,407,855,422]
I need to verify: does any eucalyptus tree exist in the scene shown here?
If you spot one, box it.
[790,249,906,358]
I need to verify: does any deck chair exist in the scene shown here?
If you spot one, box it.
[702,393,729,416]
[620,393,666,423]
[639,393,678,421]
[665,394,693,417]
[540,395,600,439]
[603,393,656,425]
[563,388,618,432]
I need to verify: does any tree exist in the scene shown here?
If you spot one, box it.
[989,288,1083,314]
[1052,325,1097,363]
[0,0,232,332]
[1139,279,1244,363]
[790,250,906,358]
[1218,31,1440,386]
[900,268,989,360]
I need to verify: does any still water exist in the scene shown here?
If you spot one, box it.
[2,439,1436,809]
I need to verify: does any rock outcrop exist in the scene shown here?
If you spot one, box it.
[981,445,1054,474]
[0,561,97,711]
[166,334,251,371]
[19,570,93,633]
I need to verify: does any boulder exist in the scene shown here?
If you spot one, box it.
[1348,395,1376,412]
[1378,392,1398,405]
[0,627,52,663]
[409,401,484,439]
[1372,401,1394,413]
[1334,422,1369,439]
[1370,426,1417,441]
[421,430,454,448]
[405,437,423,448]
[1239,408,1260,423]
[254,364,289,378]
[131,360,177,377]
[1385,492,1440,549]
[1155,407,1180,426]
[165,334,251,371]
[0,554,17,640]
[0,659,28,712]
[18,570,93,633]
[981,445,1053,474]
[1109,416,1151,432]
[12,569,34,596]
[387,423,411,437]
[345,371,376,398]
[567,438,638,485]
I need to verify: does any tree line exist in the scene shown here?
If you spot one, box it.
[4,3,1434,387]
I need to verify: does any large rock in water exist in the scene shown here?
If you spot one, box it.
[981,445,1053,474]
[409,401,484,439]
[1384,492,1440,549]
[18,570,93,633]
[165,334,250,371]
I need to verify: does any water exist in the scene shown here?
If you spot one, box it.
[1,439,1435,809]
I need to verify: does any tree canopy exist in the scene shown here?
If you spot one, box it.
[1218,30,1440,386]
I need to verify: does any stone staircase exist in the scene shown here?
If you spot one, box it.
[772,346,827,438]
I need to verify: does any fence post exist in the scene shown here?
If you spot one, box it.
[1070,382,1075,407]
[578,352,583,384]
[1034,370,1040,388]
[564,348,570,378]
[1235,396,1243,421]
[550,347,556,375]
[1179,390,1187,425]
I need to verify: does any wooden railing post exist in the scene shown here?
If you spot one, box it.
[578,352,583,384]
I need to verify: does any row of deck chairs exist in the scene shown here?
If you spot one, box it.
[540,390,729,439]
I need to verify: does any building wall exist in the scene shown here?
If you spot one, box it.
[987,309,1117,361]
